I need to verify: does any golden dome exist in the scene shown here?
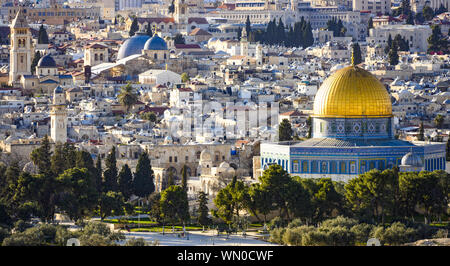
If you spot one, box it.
[313,65,392,118]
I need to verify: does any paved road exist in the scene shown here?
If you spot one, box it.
[120,230,277,246]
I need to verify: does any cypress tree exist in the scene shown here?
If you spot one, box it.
[385,34,393,54]
[31,51,41,74]
[352,42,363,65]
[133,151,155,198]
[279,119,293,141]
[146,23,153,37]
[95,156,103,194]
[103,147,118,192]
[129,18,139,37]
[62,143,77,170]
[38,25,49,44]
[76,150,97,178]
[30,135,52,176]
[302,22,314,48]
[245,16,252,37]
[51,143,66,177]
[197,191,210,226]
[368,17,373,30]
[167,171,175,187]
[118,164,134,200]
[237,27,242,41]
[428,25,449,54]
[388,43,399,66]
[181,165,188,191]
[277,18,285,45]
[418,122,425,141]
[446,138,450,161]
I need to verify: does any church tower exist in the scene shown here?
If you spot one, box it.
[9,8,33,86]
[240,27,249,57]
[174,0,189,24]
[50,86,67,143]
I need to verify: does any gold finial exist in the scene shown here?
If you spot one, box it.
[165,63,168,70]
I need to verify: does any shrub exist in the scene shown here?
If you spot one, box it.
[287,218,303,228]
[0,227,11,244]
[268,216,284,230]
[79,222,125,246]
[269,227,286,244]
[321,216,358,229]
[350,223,375,244]
[374,222,418,245]
[321,226,356,246]
[124,237,148,246]
[432,229,448,239]
[282,225,315,246]
[301,229,329,246]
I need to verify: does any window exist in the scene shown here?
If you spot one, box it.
[174,156,177,163]
[350,162,356,173]
[169,156,172,162]
[302,161,308,173]
[340,162,346,173]
[293,160,299,172]
[321,162,328,173]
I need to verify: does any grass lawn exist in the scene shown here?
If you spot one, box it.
[103,218,157,225]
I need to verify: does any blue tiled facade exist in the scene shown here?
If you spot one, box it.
[260,141,446,182]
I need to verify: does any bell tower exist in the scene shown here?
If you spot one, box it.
[174,0,189,24]
[240,27,249,57]
[9,8,33,86]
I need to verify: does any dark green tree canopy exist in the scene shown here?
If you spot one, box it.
[133,151,155,198]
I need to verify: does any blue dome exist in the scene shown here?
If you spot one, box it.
[117,33,151,60]
[37,54,56,68]
[143,34,168,51]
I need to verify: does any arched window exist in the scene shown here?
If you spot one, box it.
[321,161,327,173]
[311,161,318,173]
[95,54,98,61]
[154,53,157,59]
[100,54,103,61]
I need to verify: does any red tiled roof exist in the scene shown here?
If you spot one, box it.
[178,87,193,92]
[85,43,108,49]
[137,17,175,24]
[280,110,303,116]
[175,44,201,49]
[218,4,236,10]
[138,106,169,116]
[188,17,208,24]
[189,28,212,36]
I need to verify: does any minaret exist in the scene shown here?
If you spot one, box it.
[9,8,33,86]
[240,27,249,57]
[50,86,67,143]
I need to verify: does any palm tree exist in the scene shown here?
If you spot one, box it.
[118,83,138,113]
[434,114,444,129]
